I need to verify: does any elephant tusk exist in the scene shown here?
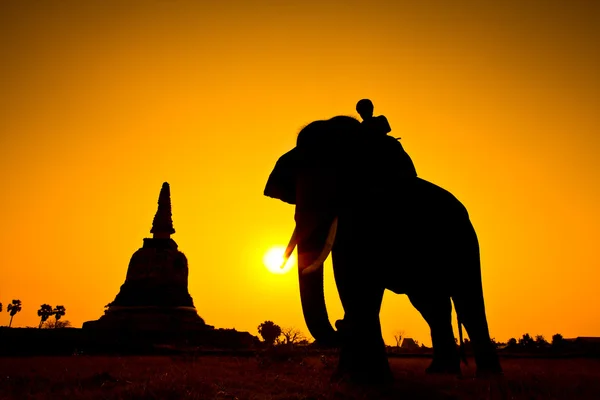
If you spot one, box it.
[280,226,297,269]
[301,217,338,275]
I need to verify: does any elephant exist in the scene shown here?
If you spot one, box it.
[263,115,502,383]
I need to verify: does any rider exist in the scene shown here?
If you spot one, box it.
[356,99,392,136]
[356,99,417,178]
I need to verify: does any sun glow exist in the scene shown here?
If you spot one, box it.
[263,246,295,274]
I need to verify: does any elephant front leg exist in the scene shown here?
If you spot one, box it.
[333,285,392,384]
[408,293,461,375]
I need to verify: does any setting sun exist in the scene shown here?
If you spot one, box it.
[263,246,295,274]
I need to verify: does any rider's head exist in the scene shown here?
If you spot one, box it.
[356,99,374,120]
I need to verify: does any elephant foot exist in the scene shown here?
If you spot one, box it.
[425,359,461,376]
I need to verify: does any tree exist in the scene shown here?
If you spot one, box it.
[258,321,282,346]
[52,305,66,327]
[280,327,307,345]
[507,338,518,347]
[552,333,564,347]
[37,304,54,328]
[518,333,534,349]
[393,330,405,347]
[534,335,548,348]
[42,319,72,329]
[7,300,22,327]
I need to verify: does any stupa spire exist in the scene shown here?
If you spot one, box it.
[151,182,176,239]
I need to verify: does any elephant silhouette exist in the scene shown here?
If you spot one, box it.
[264,115,502,383]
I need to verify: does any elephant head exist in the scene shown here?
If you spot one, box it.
[264,116,415,346]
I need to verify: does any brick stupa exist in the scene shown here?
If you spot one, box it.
[83,182,212,332]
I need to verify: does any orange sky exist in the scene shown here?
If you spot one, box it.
[1,0,599,346]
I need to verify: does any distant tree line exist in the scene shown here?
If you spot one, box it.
[498,333,566,350]
[0,300,69,328]
[388,328,574,354]
[450,333,566,353]
[256,321,576,353]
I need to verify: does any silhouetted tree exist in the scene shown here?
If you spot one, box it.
[519,333,534,349]
[52,305,66,327]
[7,300,22,327]
[535,335,549,348]
[394,330,405,347]
[552,333,564,348]
[37,304,54,328]
[507,338,518,347]
[42,319,72,329]
[280,327,306,345]
[258,321,282,346]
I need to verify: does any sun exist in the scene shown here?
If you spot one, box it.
[263,245,295,274]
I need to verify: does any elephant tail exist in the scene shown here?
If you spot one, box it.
[457,308,469,365]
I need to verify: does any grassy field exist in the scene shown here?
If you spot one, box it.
[0,355,599,399]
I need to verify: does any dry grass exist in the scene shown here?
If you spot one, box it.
[0,355,599,400]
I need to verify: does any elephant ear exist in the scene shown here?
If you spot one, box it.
[264,147,299,205]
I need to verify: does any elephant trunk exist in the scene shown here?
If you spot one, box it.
[298,260,338,347]
[294,212,339,347]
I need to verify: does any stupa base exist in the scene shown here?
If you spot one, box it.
[82,306,213,332]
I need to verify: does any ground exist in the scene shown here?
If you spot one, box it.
[1,355,599,399]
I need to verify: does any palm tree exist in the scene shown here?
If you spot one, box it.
[52,305,66,327]
[37,304,54,328]
[7,300,22,327]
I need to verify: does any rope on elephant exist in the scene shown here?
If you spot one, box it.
[458,316,469,365]
[454,298,469,365]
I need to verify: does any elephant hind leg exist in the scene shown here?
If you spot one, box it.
[408,293,460,375]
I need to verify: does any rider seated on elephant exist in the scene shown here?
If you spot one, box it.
[356,99,392,136]
[356,99,418,178]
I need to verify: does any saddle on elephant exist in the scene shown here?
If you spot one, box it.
[357,132,418,184]
[380,135,418,179]
[361,115,392,136]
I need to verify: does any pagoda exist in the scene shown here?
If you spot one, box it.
[83,182,211,332]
